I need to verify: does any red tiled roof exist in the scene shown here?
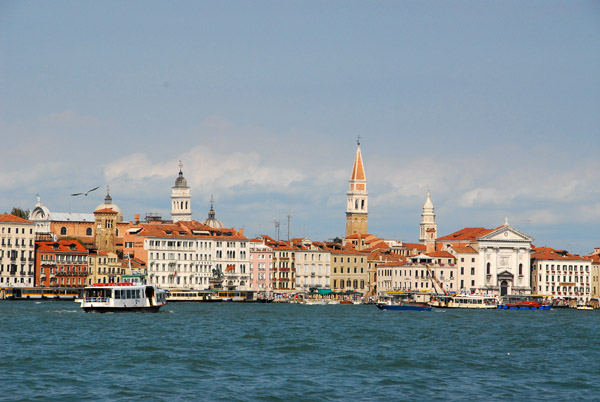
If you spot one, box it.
[437,228,495,242]
[94,208,118,214]
[426,251,455,258]
[532,247,591,262]
[0,214,33,224]
[448,245,478,254]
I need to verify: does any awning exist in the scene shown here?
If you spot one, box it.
[317,289,333,295]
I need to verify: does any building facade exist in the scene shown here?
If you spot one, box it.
[531,247,592,304]
[294,239,331,293]
[249,240,273,295]
[0,214,36,288]
[35,240,89,288]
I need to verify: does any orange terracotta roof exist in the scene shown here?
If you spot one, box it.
[94,208,118,214]
[448,245,478,254]
[426,251,455,258]
[437,228,495,242]
[36,240,88,253]
[0,214,33,223]
[403,243,426,250]
[532,247,591,262]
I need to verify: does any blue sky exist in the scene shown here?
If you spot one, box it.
[1,1,599,254]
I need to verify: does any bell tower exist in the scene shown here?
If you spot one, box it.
[420,191,437,244]
[345,138,368,237]
[171,161,192,223]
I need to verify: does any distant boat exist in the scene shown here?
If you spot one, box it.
[376,302,431,311]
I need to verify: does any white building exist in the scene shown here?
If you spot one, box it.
[294,239,331,292]
[145,234,213,290]
[215,234,250,291]
[437,221,534,296]
[376,253,457,296]
[531,247,592,304]
[0,214,36,288]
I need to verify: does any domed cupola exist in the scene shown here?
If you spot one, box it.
[202,196,224,229]
[174,166,188,188]
[94,186,123,222]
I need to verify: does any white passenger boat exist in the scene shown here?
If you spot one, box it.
[80,274,167,313]
[429,294,499,309]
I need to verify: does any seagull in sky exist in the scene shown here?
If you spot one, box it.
[70,186,100,196]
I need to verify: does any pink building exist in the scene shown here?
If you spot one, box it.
[249,240,273,296]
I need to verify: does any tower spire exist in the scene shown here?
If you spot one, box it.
[345,140,368,237]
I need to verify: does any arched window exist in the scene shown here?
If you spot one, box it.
[86,227,92,236]
[353,280,358,289]
[115,229,119,237]
[361,200,365,209]
[60,227,67,236]
[333,279,337,289]
[346,279,351,288]
[486,262,491,275]
[355,200,359,209]
[519,263,523,276]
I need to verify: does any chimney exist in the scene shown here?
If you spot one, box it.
[239,228,244,236]
[134,214,140,224]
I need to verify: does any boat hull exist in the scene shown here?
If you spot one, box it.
[377,303,431,311]
[498,304,551,310]
[82,305,164,313]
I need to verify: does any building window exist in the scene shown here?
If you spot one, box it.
[60,227,67,236]
[86,228,92,236]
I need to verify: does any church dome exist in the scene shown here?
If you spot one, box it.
[94,187,123,221]
[173,161,189,188]
[202,198,224,229]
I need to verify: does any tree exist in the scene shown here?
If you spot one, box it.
[10,207,30,219]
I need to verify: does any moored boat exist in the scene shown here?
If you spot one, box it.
[429,294,499,309]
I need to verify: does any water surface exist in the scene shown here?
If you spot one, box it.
[1,302,598,401]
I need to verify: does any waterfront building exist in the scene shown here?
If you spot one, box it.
[590,250,600,300]
[328,244,367,294]
[436,220,534,296]
[531,247,591,304]
[124,219,250,291]
[128,221,213,290]
[345,141,368,237]
[35,240,88,288]
[249,239,273,295]
[419,192,437,244]
[0,214,36,288]
[265,238,297,294]
[376,253,457,296]
[87,250,124,285]
[294,239,331,293]
[365,248,406,299]
[171,162,192,223]
[445,244,480,294]
[214,230,250,291]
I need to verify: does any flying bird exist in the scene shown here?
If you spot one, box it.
[70,186,100,196]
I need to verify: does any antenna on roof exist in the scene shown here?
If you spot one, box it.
[357,135,361,146]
